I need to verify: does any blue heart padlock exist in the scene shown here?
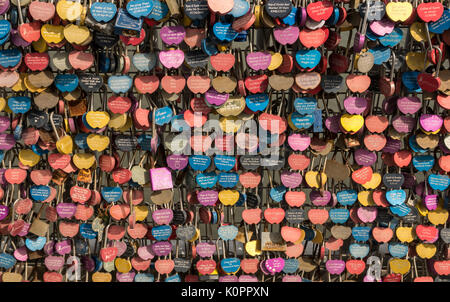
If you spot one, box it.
[90,2,118,22]
[336,190,357,206]
[352,226,371,242]
[101,187,123,203]
[245,93,269,112]
[151,225,172,241]
[386,189,407,206]
[108,75,133,94]
[30,185,51,201]
[25,236,47,251]
[218,225,238,241]
[218,172,239,188]
[196,172,218,189]
[80,223,98,239]
[294,97,317,114]
[295,49,321,69]
[349,243,370,259]
[412,155,434,172]
[329,208,350,224]
[270,185,286,203]
[214,155,236,172]
[189,155,211,171]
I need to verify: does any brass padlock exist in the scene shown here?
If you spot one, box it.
[166,0,180,17]
[29,205,49,237]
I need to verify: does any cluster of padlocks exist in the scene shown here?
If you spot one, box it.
[0,0,447,282]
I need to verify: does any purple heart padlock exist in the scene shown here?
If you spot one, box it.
[246,51,272,71]
[137,245,155,260]
[325,115,342,134]
[354,149,377,166]
[44,255,65,271]
[11,28,30,48]
[43,240,55,256]
[197,190,219,206]
[326,259,346,275]
[56,203,77,219]
[160,25,186,45]
[196,242,216,258]
[114,241,127,257]
[55,239,71,255]
[152,208,174,225]
[424,194,438,211]
[159,49,185,69]
[397,96,422,115]
[280,171,303,188]
[0,116,9,133]
[0,0,9,15]
[116,272,135,282]
[273,26,299,45]
[392,115,416,133]
[0,133,15,150]
[151,241,172,257]
[13,246,28,261]
[265,257,285,274]
[0,204,8,220]
[219,275,239,282]
[205,88,229,107]
[382,137,402,154]
[344,96,368,114]
[420,114,443,132]
[310,190,332,206]
[166,154,188,170]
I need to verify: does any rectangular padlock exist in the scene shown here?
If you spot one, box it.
[29,205,49,237]
[150,167,173,191]
[114,8,143,35]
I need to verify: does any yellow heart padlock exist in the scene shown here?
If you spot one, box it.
[32,37,48,53]
[0,97,6,111]
[134,205,149,222]
[268,51,283,71]
[108,113,128,129]
[219,116,243,133]
[304,171,327,188]
[428,208,449,225]
[11,74,26,92]
[357,191,376,206]
[340,114,364,133]
[406,52,427,71]
[245,240,262,257]
[389,258,411,275]
[56,0,82,21]
[92,272,112,282]
[410,22,434,43]
[396,227,415,243]
[385,2,413,22]
[86,111,110,129]
[19,149,40,167]
[63,24,90,44]
[41,24,65,44]
[361,173,381,190]
[188,227,200,242]
[73,153,96,169]
[416,243,437,259]
[218,190,240,206]
[416,201,428,216]
[114,258,132,273]
[86,134,110,152]
[117,116,132,132]
[56,135,74,155]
